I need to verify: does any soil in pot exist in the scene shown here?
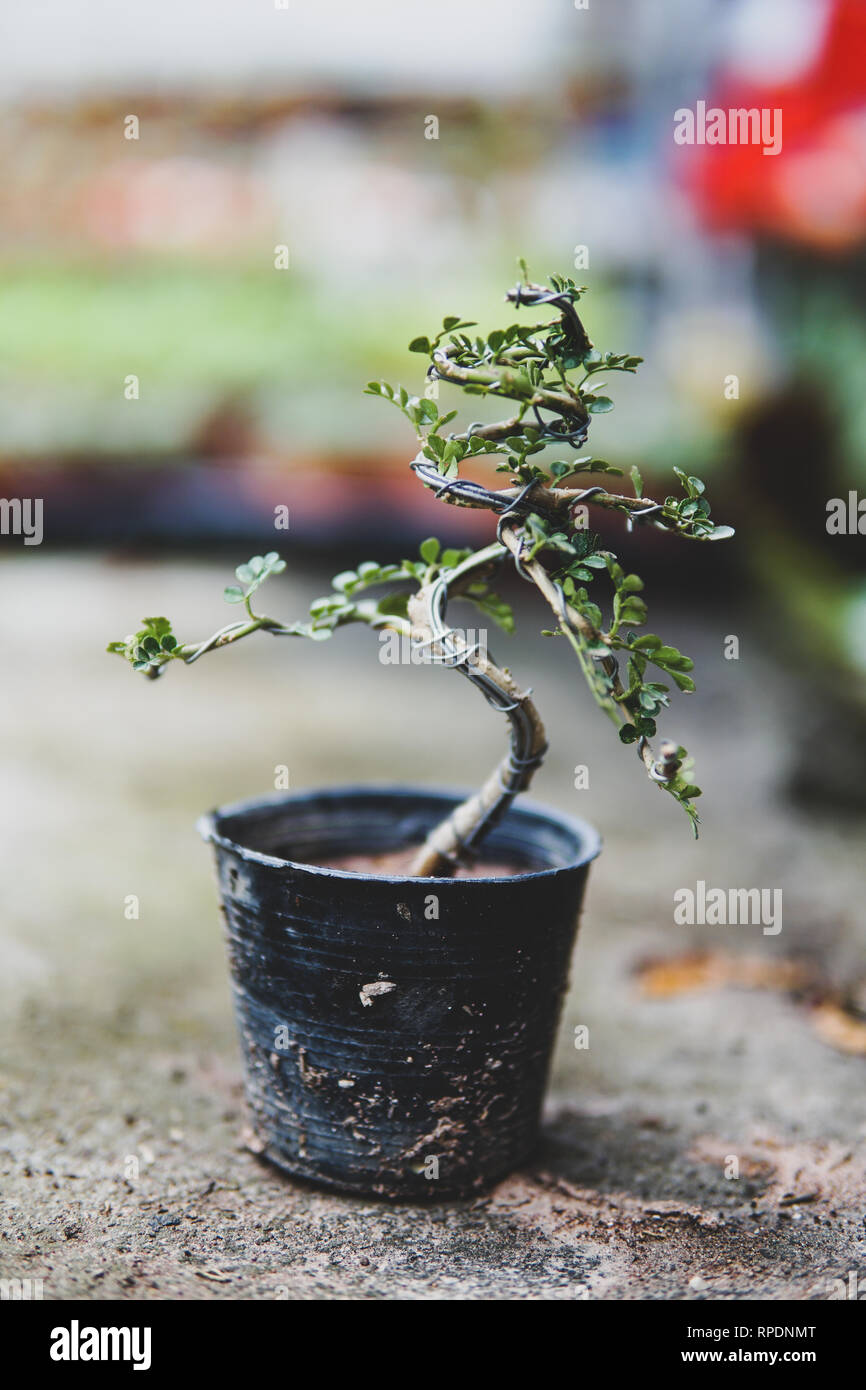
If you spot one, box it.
[310,848,526,878]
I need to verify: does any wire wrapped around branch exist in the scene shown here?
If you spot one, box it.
[406,544,547,878]
[410,458,671,530]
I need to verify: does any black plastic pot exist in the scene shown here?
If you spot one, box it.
[199,786,600,1200]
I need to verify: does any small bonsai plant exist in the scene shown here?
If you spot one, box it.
[110,266,732,877]
[108,266,734,1198]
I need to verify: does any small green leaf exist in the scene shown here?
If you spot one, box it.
[224,586,245,604]
[377,593,410,618]
[668,670,697,692]
[619,597,647,625]
[619,724,639,744]
[419,537,441,565]
[679,783,702,799]
[408,336,432,354]
[440,548,466,569]
[586,396,614,414]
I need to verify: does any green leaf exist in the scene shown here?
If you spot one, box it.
[630,465,644,498]
[408,336,432,354]
[654,650,694,671]
[376,593,410,618]
[468,590,515,634]
[440,548,467,569]
[619,724,639,744]
[703,524,735,541]
[586,396,614,414]
[419,537,440,565]
[668,670,697,692]
[224,586,245,604]
[618,597,647,625]
[235,564,253,585]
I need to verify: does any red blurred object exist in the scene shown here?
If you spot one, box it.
[687,0,866,251]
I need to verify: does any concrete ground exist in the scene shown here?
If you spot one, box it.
[1,553,865,1300]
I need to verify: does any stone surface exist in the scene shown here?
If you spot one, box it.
[1,556,864,1300]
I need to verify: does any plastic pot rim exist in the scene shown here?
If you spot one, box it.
[197,782,602,885]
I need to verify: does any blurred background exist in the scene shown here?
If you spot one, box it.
[2,0,866,1299]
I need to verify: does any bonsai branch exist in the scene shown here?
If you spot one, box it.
[411,460,692,536]
[497,524,683,792]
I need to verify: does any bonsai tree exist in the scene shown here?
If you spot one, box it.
[109,266,733,878]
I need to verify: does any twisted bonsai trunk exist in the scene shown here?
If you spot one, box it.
[405,543,547,877]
